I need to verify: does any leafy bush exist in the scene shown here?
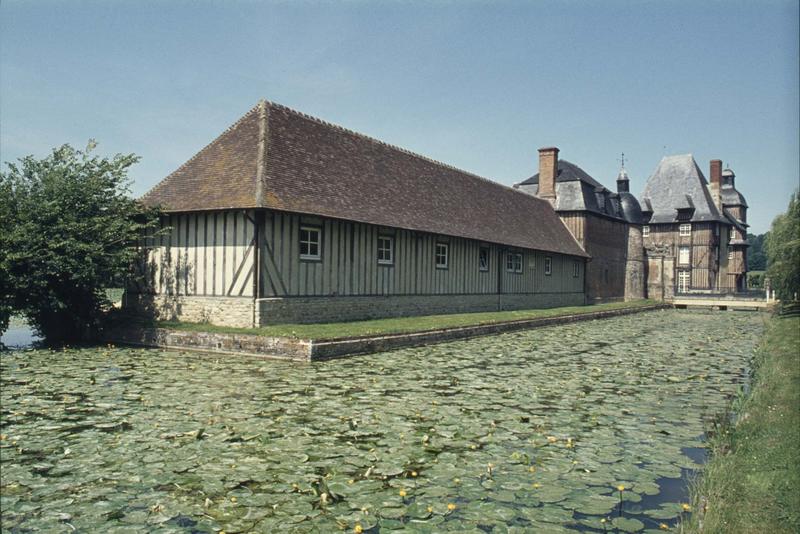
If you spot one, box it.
[0,142,161,342]
[765,191,800,301]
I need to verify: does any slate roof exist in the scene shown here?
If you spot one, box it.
[619,192,644,224]
[515,160,641,223]
[142,101,589,258]
[721,185,748,208]
[640,154,726,224]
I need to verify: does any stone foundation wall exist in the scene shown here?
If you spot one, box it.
[257,292,585,325]
[104,326,309,361]
[124,293,255,328]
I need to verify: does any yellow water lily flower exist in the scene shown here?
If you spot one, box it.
[682,503,692,512]
[659,523,669,530]
[230,496,237,503]
[354,524,363,533]
[529,466,536,473]
[447,503,457,511]
[617,484,625,492]
[411,471,418,477]
[399,489,407,497]
[532,483,541,488]
[427,505,433,513]
[547,436,558,443]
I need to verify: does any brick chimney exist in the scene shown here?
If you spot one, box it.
[538,147,559,205]
[709,159,722,210]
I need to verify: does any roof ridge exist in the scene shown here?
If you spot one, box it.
[140,104,261,202]
[263,99,537,201]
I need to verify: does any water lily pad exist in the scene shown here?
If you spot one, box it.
[0,311,763,533]
[612,516,645,532]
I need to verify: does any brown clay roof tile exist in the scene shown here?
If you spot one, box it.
[142,101,589,258]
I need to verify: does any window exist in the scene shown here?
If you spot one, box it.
[435,243,448,269]
[728,250,734,260]
[678,270,691,293]
[377,235,393,265]
[679,246,690,265]
[506,252,522,273]
[679,223,691,237]
[642,225,650,238]
[299,226,321,260]
[479,247,490,271]
[573,260,580,278]
[544,256,552,275]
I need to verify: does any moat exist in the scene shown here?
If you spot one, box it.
[0,309,764,532]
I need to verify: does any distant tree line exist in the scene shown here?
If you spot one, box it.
[747,232,767,272]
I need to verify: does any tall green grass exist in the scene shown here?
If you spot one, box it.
[687,315,800,533]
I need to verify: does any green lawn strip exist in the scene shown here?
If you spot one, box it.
[687,315,800,533]
[157,299,657,340]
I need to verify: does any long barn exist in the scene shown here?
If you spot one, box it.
[129,101,590,327]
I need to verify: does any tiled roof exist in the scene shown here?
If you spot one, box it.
[142,101,589,258]
[640,154,726,224]
[517,159,605,189]
[515,160,635,222]
[721,185,748,208]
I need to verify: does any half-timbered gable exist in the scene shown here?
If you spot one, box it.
[130,101,589,327]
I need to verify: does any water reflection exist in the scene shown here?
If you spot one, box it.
[0,321,39,349]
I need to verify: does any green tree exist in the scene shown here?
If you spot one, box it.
[765,191,800,301]
[0,142,161,342]
[746,232,768,271]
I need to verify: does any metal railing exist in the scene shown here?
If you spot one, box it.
[674,283,766,299]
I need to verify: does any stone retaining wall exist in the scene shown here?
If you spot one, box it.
[104,324,309,361]
[106,303,669,361]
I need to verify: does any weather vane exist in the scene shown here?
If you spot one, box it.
[618,152,626,168]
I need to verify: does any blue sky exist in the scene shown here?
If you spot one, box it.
[2,0,797,234]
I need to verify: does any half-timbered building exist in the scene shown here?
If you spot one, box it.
[129,101,590,327]
[514,148,645,303]
[640,155,748,298]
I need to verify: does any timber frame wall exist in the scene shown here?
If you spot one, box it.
[642,221,736,292]
[129,209,587,326]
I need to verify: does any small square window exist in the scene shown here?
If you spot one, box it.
[679,223,691,237]
[435,243,448,269]
[544,256,552,275]
[299,226,321,260]
[573,260,580,278]
[378,235,394,265]
[728,250,734,260]
[479,247,489,271]
[642,225,650,238]
[679,246,690,265]
[506,252,522,273]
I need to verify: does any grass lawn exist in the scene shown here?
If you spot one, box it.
[156,299,658,340]
[687,314,800,533]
